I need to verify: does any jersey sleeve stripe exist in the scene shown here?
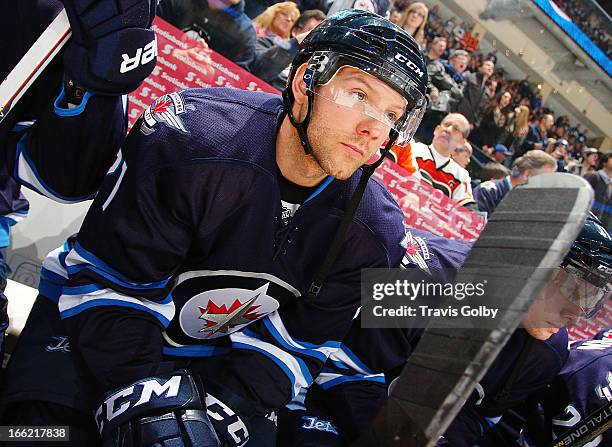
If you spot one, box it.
[58,292,174,327]
[66,242,170,290]
[315,372,386,389]
[230,329,312,398]
[329,345,375,376]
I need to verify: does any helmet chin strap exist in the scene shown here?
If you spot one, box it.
[282,88,315,155]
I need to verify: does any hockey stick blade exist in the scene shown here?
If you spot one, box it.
[0,9,71,125]
[549,401,612,447]
[354,173,594,447]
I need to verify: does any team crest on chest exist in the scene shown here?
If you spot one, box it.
[180,284,279,340]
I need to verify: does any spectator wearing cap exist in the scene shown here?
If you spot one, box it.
[451,141,472,169]
[250,8,325,86]
[549,139,569,172]
[473,151,557,216]
[157,0,257,69]
[491,144,512,165]
[583,153,611,232]
[515,113,554,160]
[454,59,495,130]
[567,148,599,177]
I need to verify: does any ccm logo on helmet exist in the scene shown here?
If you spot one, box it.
[597,265,612,275]
[394,53,424,78]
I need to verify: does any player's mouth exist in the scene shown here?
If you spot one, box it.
[341,143,364,158]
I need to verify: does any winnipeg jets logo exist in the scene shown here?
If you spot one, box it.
[198,293,264,336]
[400,230,431,274]
[178,283,280,340]
[140,92,193,135]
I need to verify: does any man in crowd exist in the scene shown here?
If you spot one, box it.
[0,10,430,446]
[451,141,472,170]
[455,58,495,130]
[412,113,476,209]
[425,36,447,65]
[418,49,469,142]
[567,147,599,177]
[583,152,611,232]
[516,113,554,159]
[490,143,512,165]
[550,139,569,172]
[473,151,557,216]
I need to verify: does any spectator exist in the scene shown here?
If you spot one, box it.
[516,113,554,159]
[503,105,530,153]
[451,141,472,169]
[397,2,428,48]
[583,153,611,231]
[454,59,495,129]
[549,139,570,172]
[567,147,599,176]
[419,49,469,142]
[491,143,512,165]
[389,8,403,25]
[471,90,512,148]
[425,36,447,65]
[479,162,511,181]
[157,0,257,68]
[412,113,476,208]
[326,0,390,18]
[250,9,325,85]
[252,2,300,39]
[474,150,557,216]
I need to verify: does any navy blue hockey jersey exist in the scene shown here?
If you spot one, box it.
[39,87,409,414]
[295,229,473,441]
[1,0,127,205]
[548,335,612,446]
[473,176,512,216]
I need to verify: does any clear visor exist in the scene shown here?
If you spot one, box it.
[553,265,610,319]
[303,53,427,141]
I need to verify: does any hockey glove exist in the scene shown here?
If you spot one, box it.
[60,0,157,95]
[94,370,220,447]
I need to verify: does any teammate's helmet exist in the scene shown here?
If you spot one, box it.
[561,213,611,318]
[283,9,429,155]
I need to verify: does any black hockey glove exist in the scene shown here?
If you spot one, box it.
[60,0,157,95]
[95,370,251,447]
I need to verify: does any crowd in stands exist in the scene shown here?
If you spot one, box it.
[155,0,610,229]
[554,0,611,57]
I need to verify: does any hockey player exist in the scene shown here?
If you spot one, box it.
[274,214,610,446]
[0,10,429,447]
[0,0,157,356]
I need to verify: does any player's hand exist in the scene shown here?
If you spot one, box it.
[60,0,157,95]
[95,370,251,447]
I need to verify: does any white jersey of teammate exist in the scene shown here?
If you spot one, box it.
[412,141,474,206]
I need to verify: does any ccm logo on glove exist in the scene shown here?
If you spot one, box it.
[120,37,158,74]
[95,375,182,431]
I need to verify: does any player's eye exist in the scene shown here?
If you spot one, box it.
[386,111,399,123]
[350,90,367,102]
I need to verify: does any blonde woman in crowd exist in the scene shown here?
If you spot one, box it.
[397,2,428,48]
[252,2,300,39]
[505,104,530,154]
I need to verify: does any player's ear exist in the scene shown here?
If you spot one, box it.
[291,63,309,106]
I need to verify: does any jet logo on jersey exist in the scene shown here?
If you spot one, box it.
[140,92,193,135]
[595,371,612,402]
[400,230,431,274]
[198,292,265,337]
